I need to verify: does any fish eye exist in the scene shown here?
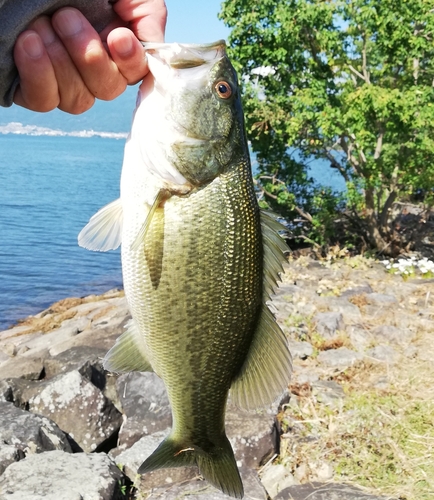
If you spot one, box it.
[215,81,232,99]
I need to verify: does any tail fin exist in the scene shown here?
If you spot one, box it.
[137,435,244,499]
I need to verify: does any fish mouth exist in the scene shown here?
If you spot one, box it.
[142,40,226,69]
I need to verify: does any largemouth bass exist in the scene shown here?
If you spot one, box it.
[78,40,292,499]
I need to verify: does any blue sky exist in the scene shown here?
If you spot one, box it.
[165,0,230,43]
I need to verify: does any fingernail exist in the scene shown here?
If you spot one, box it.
[114,35,133,57]
[22,33,43,58]
[37,24,56,45]
[54,8,83,37]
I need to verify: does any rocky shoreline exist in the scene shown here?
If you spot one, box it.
[1,255,433,500]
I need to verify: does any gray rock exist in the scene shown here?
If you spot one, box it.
[346,325,371,351]
[366,293,398,306]
[403,345,418,358]
[309,461,334,482]
[0,443,24,476]
[43,345,107,380]
[0,357,44,381]
[0,402,72,465]
[317,348,362,369]
[340,285,373,298]
[0,351,10,366]
[19,325,79,355]
[0,344,17,358]
[0,450,127,500]
[0,325,33,341]
[0,380,13,402]
[260,463,298,498]
[372,376,389,390]
[110,429,197,487]
[275,481,396,499]
[312,380,345,406]
[317,298,362,322]
[226,406,277,469]
[291,368,319,386]
[116,372,172,450]
[1,378,41,409]
[288,340,314,359]
[366,345,398,363]
[314,312,345,338]
[145,468,267,500]
[28,370,122,453]
[48,324,125,357]
[370,325,413,344]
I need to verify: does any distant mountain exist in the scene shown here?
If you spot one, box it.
[0,85,139,134]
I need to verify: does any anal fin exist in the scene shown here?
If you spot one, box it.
[103,319,153,373]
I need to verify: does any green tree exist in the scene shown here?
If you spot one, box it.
[220,0,434,253]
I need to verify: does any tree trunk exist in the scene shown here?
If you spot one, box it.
[364,187,392,253]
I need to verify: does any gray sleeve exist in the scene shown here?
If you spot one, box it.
[0,0,118,107]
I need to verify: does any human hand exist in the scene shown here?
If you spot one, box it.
[13,0,167,114]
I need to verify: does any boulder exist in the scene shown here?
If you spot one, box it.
[0,357,44,381]
[226,406,277,469]
[115,372,172,450]
[0,450,127,500]
[28,370,122,452]
[43,346,107,379]
[0,402,71,474]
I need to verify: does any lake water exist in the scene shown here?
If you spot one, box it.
[0,133,124,330]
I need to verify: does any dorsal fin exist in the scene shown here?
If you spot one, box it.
[78,198,123,251]
[261,210,290,299]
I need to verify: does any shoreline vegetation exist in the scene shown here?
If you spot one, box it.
[1,253,433,499]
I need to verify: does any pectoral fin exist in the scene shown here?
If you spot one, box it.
[103,319,153,373]
[130,189,167,252]
[78,198,123,251]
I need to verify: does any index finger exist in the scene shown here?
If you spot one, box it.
[114,0,167,42]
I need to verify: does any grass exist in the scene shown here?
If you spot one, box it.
[278,356,434,500]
